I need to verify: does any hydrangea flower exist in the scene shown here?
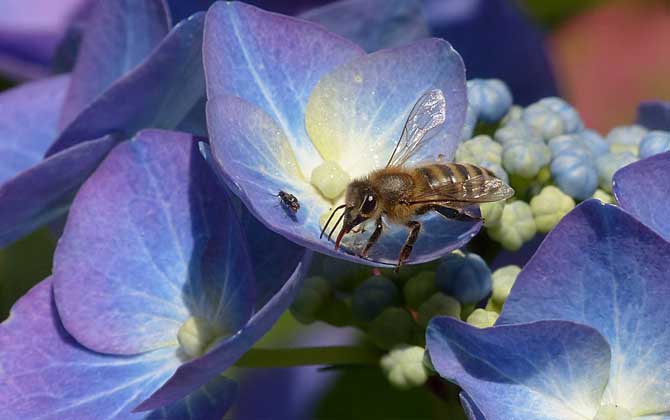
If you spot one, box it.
[427,200,670,419]
[1,130,310,418]
[637,100,670,131]
[204,2,480,266]
[0,0,206,248]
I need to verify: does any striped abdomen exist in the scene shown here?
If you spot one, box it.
[413,163,496,191]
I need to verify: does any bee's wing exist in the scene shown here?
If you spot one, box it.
[410,175,515,204]
[386,89,447,168]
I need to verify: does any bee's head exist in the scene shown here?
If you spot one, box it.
[335,180,379,249]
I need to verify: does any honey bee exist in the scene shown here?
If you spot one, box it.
[320,89,514,271]
[277,190,300,213]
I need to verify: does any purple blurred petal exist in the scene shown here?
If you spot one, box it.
[299,0,430,52]
[59,0,169,129]
[203,1,364,174]
[427,318,610,420]
[135,251,312,411]
[0,74,69,183]
[0,278,238,419]
[636,101,670,131]
[425,0,558,105]
[53,129,254,355]
[499,200,670,413]
[48,12,206,156]
[460,393,486,420]
[613,152,670,241]
[0,135,115,248]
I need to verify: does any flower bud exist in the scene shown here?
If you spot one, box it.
[467,79,513,123]
[380,345,430,389]
[403,271,437,309]
[538,97,584,133]
[639,130,670,158]
[368,307,416,350]
[495,119,541,145]
[460,103,479,141]
[550,148,598,200]
[479,161,509,184]
[548,134,586,158]
[530,185,575,233]
[487,201,537,251]
[501,105,524,125]
[352,276,400,323]
[455,135,503,166]
[177,316,223,359]
[290,276,332,324]
[596,152,637,192]
[480,201,504,228]
[436,251,492,304]
[522,102,564,141]
[466,309,499,328]
[606,125,647,156]
[417,292,461,328]
[580,129,609,157]
[592,189,614,204]
[491,265,521,306]
[502,139,551,178]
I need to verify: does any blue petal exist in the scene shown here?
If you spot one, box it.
[203,1,364,174]
[298,0,430,52]
[460,393,486,420]
[208,95,480,266]
[613,152,670,241]
[134,251,313,411]
[0,74,69,183]
[48,12,206,156]
[0,135,115,248]
[52,130,254,355]
[636,101,670,131]
[59,0,169,129]
[427,318,611,420]
[499,200,670,414]
[0,278,238,420]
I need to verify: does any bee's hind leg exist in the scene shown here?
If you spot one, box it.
[360,217,383,258]
[430,205,483,222]
[396,221,421,273]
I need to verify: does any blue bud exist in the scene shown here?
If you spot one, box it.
[479,161,509,184]
[596,151,637,192]
[538,97,584,133]
[580,129,609,157]
[606,125,647,156]
[522,102,564,141]
[460,104,479,140]
[467,79,513,123]
[550,148,598,199]
[352,276,400,323]
[548,134,587,159]
[639,130,670,158]
[494,120,542,145]
[502,139,551,178]
[436,251,492,304]
[455,135,503,166]
[501,105,524,125]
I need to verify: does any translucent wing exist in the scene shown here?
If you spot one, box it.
[410,175,515,204]
[386,89,447,168]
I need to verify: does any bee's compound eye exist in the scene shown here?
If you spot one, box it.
[361,194,377,214]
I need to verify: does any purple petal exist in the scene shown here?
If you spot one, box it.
[207,95,480,266]
[53,129,254,355]
[298,0,430,53]
[636,101,670,131]
[134,251,313,411]
[203,1,364,174]
[427,318,610,419]
[48,12,206,156]
[0,278,237,419]
[59,0,169,129]
[460,393,486,420]
[613,152,670,241]
[499,200,670,413]
[0,135,115,248]
[0,74,69,183]
[305,38,467,177]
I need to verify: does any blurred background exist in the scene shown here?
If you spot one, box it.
[1,0,669,419]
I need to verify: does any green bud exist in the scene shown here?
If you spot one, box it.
[455,135,503,165]
[380,345,430,389]
[592,188,614,204]
[368,307,416,350]
[480,201,504,228]
[403,271,437,309]
[530,185,575,233]
[290,276,331,324]
[417,292,461,328]
[487,201,537,251]
[466,309,499,328]
[491,265,521,306]
[177,316,223,359]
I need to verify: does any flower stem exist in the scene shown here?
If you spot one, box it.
[234,346,381,368]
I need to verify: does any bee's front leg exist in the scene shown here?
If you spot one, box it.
[396,221,421,273]
[360,217,383,258]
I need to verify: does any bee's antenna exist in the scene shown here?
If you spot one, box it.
[328,211,346,242]
[320,204,346,238]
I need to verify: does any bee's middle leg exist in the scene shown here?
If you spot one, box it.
[396,221,421,273]
[360,217,383,258]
